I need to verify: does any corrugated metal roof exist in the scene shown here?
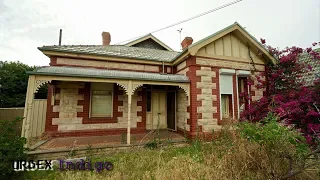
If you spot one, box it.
[38,45,180,62]
[298,48,320,86]
[29,66,190,83]
[38,22,277,64]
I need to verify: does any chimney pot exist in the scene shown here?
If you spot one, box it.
[102,32,111,46]
[181,37,193,50]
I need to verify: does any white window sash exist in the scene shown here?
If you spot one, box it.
[90,83,113,118]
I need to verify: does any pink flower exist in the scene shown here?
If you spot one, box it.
[306,47,312,53]
[260,38,266,44]
[305,135,312,144]
[288,92,295,98]
[247,81,253,86]
[307,64,312,71]
[312,42,318,46]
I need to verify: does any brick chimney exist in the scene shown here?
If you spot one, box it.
[181,37,193,50]
[102,32,111,46]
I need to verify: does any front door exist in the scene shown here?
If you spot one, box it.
[151,92,167,129]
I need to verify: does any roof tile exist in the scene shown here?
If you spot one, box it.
[29,66,189,83]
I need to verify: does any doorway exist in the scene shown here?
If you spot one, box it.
[151,91,167,129]
[167,91,176,131]
[167,91,177,131]
[146,88,177,130]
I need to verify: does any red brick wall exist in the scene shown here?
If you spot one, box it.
[50,56,175,74]
[78,83,119,124]
[185,56,201,138]
[212,68,221,125]
[45,84,59,132]
[137,89,146,129]
[44,82,147,137]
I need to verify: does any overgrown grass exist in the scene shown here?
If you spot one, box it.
[26,136,319,179]
[26,115,320,179]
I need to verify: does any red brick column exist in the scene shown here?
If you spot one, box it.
[78,83,121,124]
[137,88,146,129]
[44,84,59,132]
[187,65,201,138]
[212,68,221,125]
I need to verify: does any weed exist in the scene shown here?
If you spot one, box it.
[121,133,126,144]
[85,143,93,158]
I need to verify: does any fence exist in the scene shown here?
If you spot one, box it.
[0,99,47,137]
[0,107,24,135]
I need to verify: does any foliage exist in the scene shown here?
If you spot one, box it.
[240,42,320,146]
[120,133,126,144]
[238,113,309,155]
[145,140,158,149]
[0,117,28,179]
[26,124,319,180]
[0,61,47,108]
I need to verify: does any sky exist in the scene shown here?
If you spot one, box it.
[0,0,319,66]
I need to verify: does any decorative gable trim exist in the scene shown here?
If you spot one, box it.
[188,22,277,65]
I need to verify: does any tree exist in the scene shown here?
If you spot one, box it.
[0,61,47,108]
[240,42,320,146]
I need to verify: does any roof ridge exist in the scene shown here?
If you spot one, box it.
[39,44,181,53]
[41,45,103,47]
[118,45,180,53]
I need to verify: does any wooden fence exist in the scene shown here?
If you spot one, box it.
[0,99,47,137]
[0,107,24,135]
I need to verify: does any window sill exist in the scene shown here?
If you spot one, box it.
[82,117,117,124]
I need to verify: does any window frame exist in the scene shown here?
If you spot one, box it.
[89,83,114,118]
[221,94,230,119]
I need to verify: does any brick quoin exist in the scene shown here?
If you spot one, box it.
[137,88,146,129]
[78,83,120,124]
[212,67,221,125]
[44,54,268,139]
[186,56,201,138]
[44,82,148,137]
[45,83,59,132]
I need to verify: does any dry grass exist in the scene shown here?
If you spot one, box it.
[26,129,320,180]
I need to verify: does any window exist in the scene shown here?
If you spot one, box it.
[220,74,233,94]
[90,83,113,117]
[219,73,233,119]
[221,95,230,119]
[238,77,247,113]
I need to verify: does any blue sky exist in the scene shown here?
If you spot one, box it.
[0,0,319,65]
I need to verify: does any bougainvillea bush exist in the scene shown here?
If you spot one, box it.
[240,41,320,146]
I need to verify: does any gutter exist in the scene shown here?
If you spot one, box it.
[26,71,190,83]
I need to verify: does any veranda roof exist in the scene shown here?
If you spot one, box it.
[28,66,190,83]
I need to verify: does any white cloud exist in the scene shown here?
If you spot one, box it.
[0,0,319,66]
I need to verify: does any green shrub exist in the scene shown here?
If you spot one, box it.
[237,113,313,178]
[238,113,309,156]
[0,117,28,179]
[145,140,158,149]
